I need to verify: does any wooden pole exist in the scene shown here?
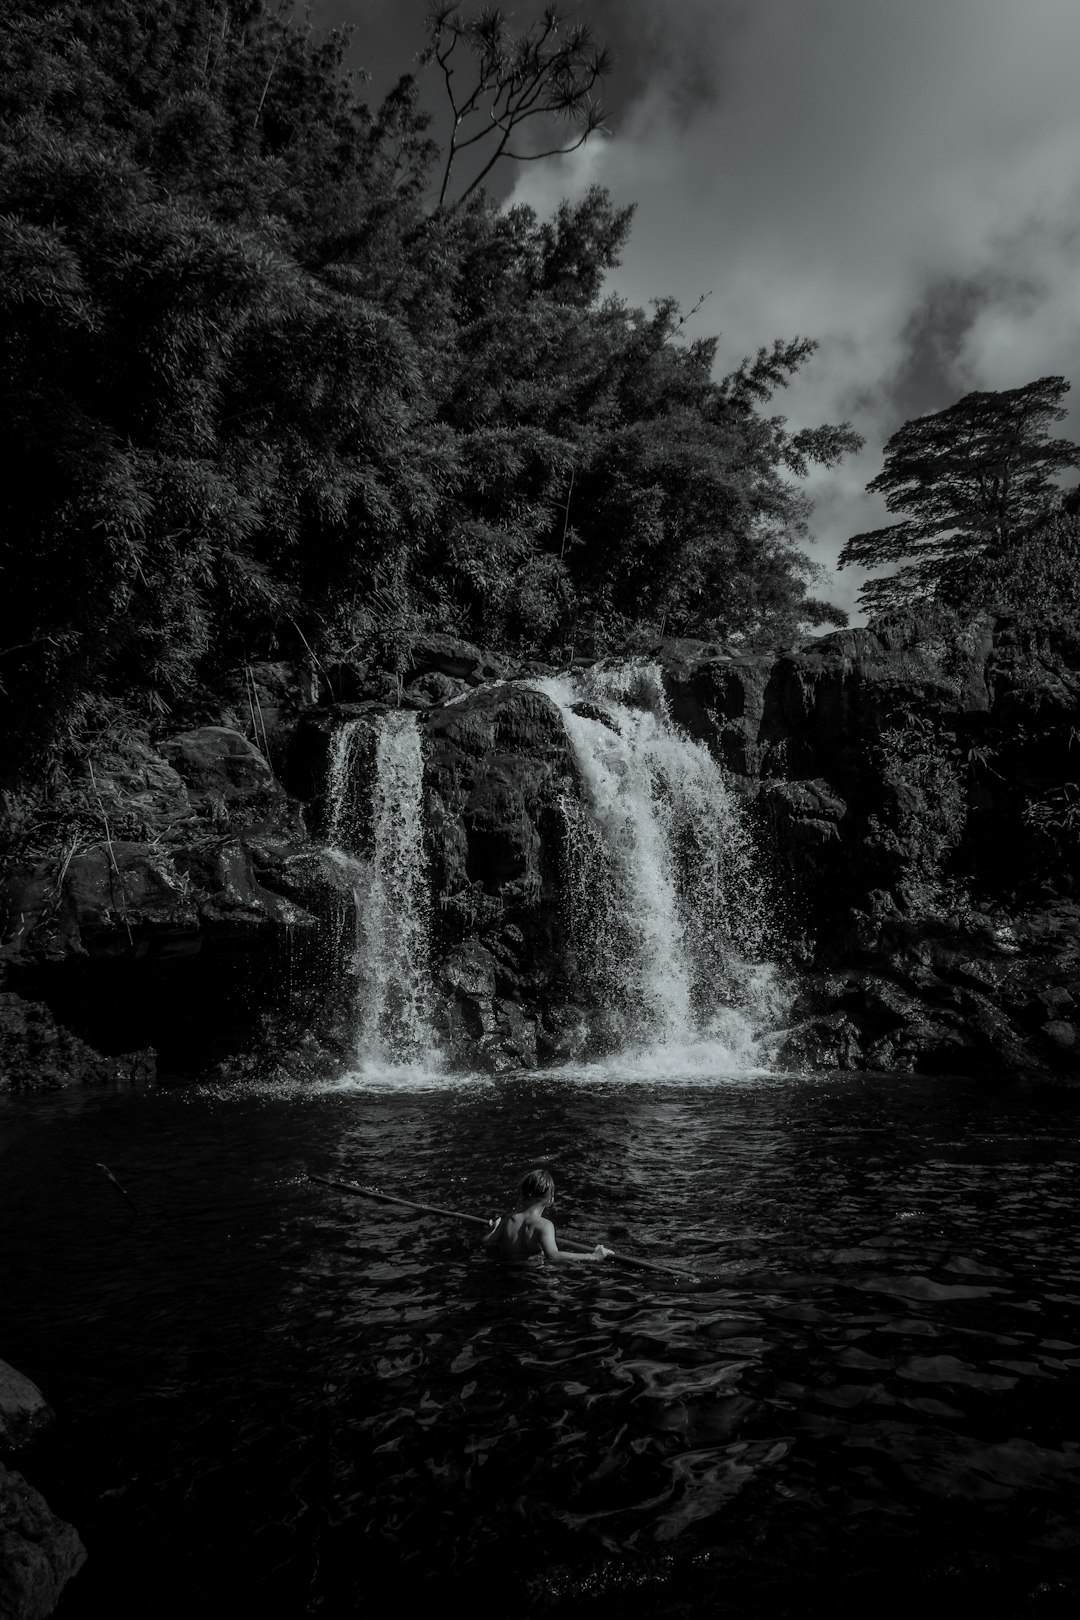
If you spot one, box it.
[306,1174,695,1280]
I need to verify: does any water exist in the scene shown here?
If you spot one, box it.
[532,666,782,1064]
[324,713,437,1075]
[322,669,781,1081]
[3,1070,1079,1618]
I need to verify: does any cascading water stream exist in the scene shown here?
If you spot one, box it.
[321,666,783,1081]
[531,664,785,1067]
[324,711,438,1075]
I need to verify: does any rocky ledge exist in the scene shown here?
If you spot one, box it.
[1,614,1078,1083]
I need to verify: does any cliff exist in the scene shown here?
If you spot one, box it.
[2,614,1078,1084]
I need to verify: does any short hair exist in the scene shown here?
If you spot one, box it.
[520,1167,555,1204]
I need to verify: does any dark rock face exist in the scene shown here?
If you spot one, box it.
[0,1362,53,1453]
[1,723,331,1079]
[0,1464,86,1620]
[662,613,1080,1078]
[0,1362,84,1620]
[424,685,578,1071]
[0,993,154,1092]
[2,613,1079,1081]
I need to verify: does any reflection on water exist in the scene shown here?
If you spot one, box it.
[2,1071,1079,1617]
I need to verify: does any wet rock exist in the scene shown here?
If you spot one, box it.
[0,1464,86,1620]
[776,1011,864,1071]
[569,700,619,734]
[440,941,498,1001]
[0,1362,53,1452]
[488,999,538,1069]
[538,1005,589,1063]
[424,684,577,1053]
[661,648,771,780]
[0,992,155,1092]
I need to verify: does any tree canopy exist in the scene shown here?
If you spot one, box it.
[840,376,1080,614]
[0,0,860,783]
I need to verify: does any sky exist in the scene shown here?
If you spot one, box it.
[316,0,1080,623]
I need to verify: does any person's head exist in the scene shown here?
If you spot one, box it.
[519,1167,555,1208]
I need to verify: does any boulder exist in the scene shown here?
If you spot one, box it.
[424,685,577,1016]
[0,1363,52,1452]
[158,726,297,832]
[405,634,504,687]
[0,1465,86,1620]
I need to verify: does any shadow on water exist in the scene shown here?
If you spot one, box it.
[2,1069,1080,1617]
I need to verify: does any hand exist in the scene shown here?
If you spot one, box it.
[593,1245,613,1260]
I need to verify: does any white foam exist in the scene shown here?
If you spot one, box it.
[325,712,440,1072]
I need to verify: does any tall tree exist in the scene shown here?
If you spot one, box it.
[0,0,862,783]
[839,377,1080,614]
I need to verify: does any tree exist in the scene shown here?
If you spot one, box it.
[0,0,861,783]
[422,3,611,209]
[839,377,1080,614]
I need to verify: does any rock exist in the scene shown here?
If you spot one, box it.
[440,942,498,1001]
[424,684,578,1050]
[219,660,313,768]
[406,635,504,687]
[0,1464,86,1620]
[538,1005,589,1063]
[490,999,538,1068]
[158,727,295,830]
[405,672,471,706]
[0,1363,52,1452]
[0,993,155,1092]
[5,607,1080,1080]
[1042,1019,1077,1051]
[776,1011,863,1071]
[79,736,191,838]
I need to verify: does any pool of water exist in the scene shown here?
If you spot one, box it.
[2,1067,1080,1617]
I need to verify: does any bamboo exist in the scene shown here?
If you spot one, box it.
[306,1173,695,1279]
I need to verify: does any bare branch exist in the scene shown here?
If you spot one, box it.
[424,2,612,210]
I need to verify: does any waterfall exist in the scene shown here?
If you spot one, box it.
[324,712,438,1074]
[532,664,784,1067]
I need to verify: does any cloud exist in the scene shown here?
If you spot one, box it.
[509,0,1080,621]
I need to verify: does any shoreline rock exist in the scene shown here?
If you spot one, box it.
[1,1361,86,1619]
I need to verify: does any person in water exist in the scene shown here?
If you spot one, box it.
[484,1168,612,1264]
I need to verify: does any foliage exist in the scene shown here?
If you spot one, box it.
[423,3,611,209]
[872,712,966,908]
[840,377,1080,614]
[968,508,1080,629]
[0,0,860,786]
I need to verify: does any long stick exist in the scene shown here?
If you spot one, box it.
[306,1174,694,1279]
[96,1161,140,1216]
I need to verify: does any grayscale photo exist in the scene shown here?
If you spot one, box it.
[2,3,1079,1616]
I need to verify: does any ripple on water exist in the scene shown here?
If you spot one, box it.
[1,1070,1079,1616]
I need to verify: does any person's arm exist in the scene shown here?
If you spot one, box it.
[482,1214,504,1247]
[536,1217,611,1265]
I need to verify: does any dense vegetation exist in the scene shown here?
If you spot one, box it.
[0,0,862,784]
